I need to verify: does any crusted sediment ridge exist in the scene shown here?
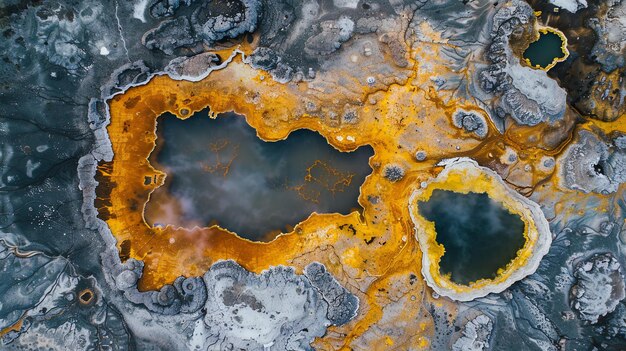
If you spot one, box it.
[478,0,568,127]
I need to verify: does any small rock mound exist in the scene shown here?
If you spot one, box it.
[383,164,405,182]
[452,315,493,351]
[560,130,626,194]
[570,253,625,324]
[452,109,488,139]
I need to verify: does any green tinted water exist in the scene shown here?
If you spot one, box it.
[418,190,526,285]
[523,31,565,69]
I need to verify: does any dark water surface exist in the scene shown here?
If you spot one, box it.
[418,190,526,285]
[523,31,565,69]
[145,110,373,241]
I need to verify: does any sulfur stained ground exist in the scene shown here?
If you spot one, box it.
[96,26,625,350]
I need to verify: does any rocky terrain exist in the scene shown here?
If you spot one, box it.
[1,0,624,349]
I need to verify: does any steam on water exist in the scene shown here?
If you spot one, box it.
[145,110,373,241]
[418,190,526,285]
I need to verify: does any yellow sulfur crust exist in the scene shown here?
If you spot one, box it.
[93,21,624,346]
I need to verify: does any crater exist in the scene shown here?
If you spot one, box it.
[418,190,526,285]
[79,289,94,305]
[523,28,568,70]
[144,110,374,241]
[409,158,552,301]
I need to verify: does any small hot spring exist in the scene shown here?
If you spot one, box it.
[144,110,374,241]
[523,31,566,69]
[418,190,526,285]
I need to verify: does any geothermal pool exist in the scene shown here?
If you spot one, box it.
[418,190,526,285]
[144,110,373,241]
[523,30,565,69]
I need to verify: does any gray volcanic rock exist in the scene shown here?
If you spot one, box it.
[191,0,261,44]
[142,0,261,54]
[2,0,626,349]
[0,1,128,72]
[510,288,560,348]
[560,130,626,194]
[415,150,428,161]
[249,0,411,82]
[478,0,567,126]
[142,16,197,55]
[101,60,153,98]
[248,46,295,83]
[452,109,488,139]
[115,264,208,315]
[164,52,223,80]
[570,253,625,324]
[588,0,626,72]
[150,0,194,18]
[0,236,131,350]
[383,164,405,182]
[548,0,588,13]
[304,16,355,56]
[304,262,359,325]
[105,254,360,339]
[601,303,626,341]
[0,237,67,332]
[200,260,358,350]
[452,315,493,351]
[355,16,409,67]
